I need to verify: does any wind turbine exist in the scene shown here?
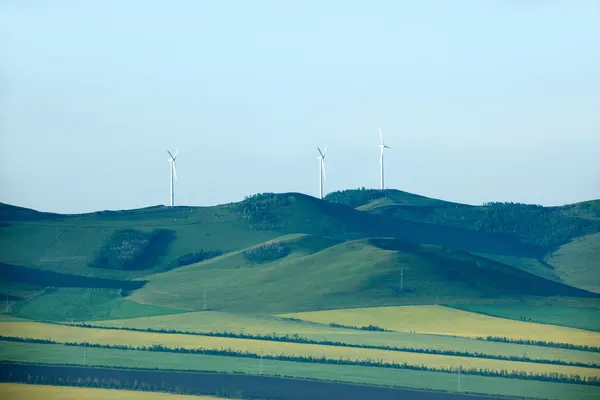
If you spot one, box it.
[378,128,391,190]
[317,146,327,199]
[167,149,179,207]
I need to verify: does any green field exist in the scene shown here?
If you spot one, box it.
[0,383,224,400]
[13,287,184,322]
[1,190,600,399]
[450,304,600,332]
[2,341,599,400]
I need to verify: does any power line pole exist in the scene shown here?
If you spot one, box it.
[259,348,263,375]
[203,290,207,311]
[400,268,404,291]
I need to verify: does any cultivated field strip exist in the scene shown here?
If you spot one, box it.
[97,312,600,365]
[1,321,599,379]
[2,341,599,400]
[282,305,600,346]
[0,383,223,400]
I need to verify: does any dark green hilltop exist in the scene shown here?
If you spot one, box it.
[1,189,599,321]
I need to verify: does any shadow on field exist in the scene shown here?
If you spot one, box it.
[0,362,517,400]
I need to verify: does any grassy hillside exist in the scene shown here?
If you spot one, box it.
[546,232,600,294]
[326,189,600,252]
[130,236,594,314]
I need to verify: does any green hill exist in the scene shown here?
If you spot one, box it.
[130,235,595,314]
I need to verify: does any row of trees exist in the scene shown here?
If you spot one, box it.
[23,318,600,367]
[175,250,222,267]
[2,335,597,386]
[480,336,600,353]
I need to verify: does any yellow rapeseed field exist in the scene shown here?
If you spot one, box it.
[281,305,600,346]
[1,321,598,379]
[0,383,222,400]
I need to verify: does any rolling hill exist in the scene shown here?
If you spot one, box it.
[1,189,598,321]
[130,235,595,314]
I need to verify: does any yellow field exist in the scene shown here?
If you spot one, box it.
[0,383,222,399]
[281,305,600,346]
[1,321,599,379]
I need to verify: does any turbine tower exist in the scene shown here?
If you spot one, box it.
[167,149,179,207]
[317,146,327,199]
[378,128,391,190]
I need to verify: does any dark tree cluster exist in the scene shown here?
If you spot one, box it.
[175,250,222,267]
[89,229,175,270]
[233,193,291,230]
[324,188,387,209]
[243,242,290,263]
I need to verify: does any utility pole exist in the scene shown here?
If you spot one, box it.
[400,268,404,291]
[259,348,263,375]
[203,290,207,311]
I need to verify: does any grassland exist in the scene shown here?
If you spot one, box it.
[131,238,591,314]
[2,341,599,400]
[547,232,600,294]
[2,321,599,379]
[450,304,600,332]
[282,305,600,346]
[13,288,184,322]
[0,383,225,400]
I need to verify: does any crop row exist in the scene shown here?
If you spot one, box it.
[71,322,599,368]
[1,336,598,386]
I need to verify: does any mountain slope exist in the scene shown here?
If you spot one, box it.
[130,236,595,314]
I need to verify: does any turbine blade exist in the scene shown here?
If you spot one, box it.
[173,162,178,183]
[322,159,326,181]
[167,150,175,159]
[317,147,324,158]
[379,128,384,145]
[323,145,328,157]
[173,148,179,160]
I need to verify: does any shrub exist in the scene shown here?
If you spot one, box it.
[244,242,290,263]
[176,250,222,267]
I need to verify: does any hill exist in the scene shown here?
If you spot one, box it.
[130,235,595,314]
[0,193,537,280]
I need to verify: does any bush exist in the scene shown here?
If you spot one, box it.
[176,250,222,267]
[244,242,290,263]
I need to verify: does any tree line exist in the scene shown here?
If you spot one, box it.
[3,335,599,384]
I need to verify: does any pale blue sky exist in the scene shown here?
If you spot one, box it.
[1,1,599,213]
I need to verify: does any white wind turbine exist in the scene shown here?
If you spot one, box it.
[167,149,179,207]
[378,128,391,190]
[317,146,328,199]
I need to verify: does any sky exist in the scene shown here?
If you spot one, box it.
[1,1,599,214]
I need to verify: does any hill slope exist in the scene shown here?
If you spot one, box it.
[130,236,595,314]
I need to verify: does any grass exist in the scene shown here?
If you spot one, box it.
[281,305,600,346]
[1,321,599,379]
[0,383,224,400]
[547,232,600,294]
[131,238,592,314]
[96,312,600,365]
[1,341,599,400]
[13,288,185,322]
[450,304,600,332]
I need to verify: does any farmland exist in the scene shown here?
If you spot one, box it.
[281,305,600,345]
[1,190,599,399]
[0,383,225,400]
